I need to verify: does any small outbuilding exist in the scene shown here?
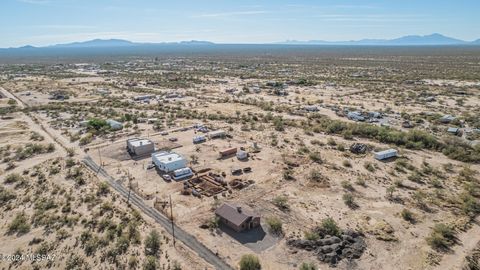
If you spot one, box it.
[236,150,248,160]
[127,138,155,156]
[208,130,226,139]
[219,147,237,158]
[193,135,206,144]
[215,203,260,232]
[374,149,398,160]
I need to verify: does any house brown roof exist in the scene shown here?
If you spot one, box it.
[215,203,258,227]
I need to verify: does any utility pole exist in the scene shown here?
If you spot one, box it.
[127,170,131,205]
[169,195,176,247]
[97,148,103,174]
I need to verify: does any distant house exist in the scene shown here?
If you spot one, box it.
[127,138,155,156]
[106,119,123,130]
[215,203,260,232]
[374,149,398,160]
[49,91,69,100]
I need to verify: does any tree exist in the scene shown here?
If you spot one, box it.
[320,218,341,237]
[143,256,157,270]
[266,216,283,235]
[239,254,261,270]
[144,230,161,256]
[386,185,396,199]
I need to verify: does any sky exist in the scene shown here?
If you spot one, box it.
[1,0,479,47]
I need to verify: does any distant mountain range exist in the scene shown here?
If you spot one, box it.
[48,39,215,48]
[3,39,215,50]
[278,34,478,46]
[3,34,480,50]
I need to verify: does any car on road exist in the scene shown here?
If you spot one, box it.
[162,174,172,181]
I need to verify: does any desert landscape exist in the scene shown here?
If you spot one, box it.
[0,45,479,270]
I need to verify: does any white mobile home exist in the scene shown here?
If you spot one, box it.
[374,149,398,160]
[208,130,226,139]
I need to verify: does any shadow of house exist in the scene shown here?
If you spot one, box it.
[219,223,266,245]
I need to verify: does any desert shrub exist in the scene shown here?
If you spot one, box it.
[0,187,16,206]
[115,235,130,254]
[128,255,138,269]
[341,180,354,191]
[308,151,323,163]
[239,254,261,270]
[145,230,161,256]
[299,262,317,270]
[401,209,415,223]
[426,223,456,250]
[65,158,76,168]
[143,256,158,270]
[343,193,356,208]
[273,196,289,211]
[355,178,366,187]
[460,193,480,217]
[327,138,336,146]
[266,216,283,235]
[97,182,110,196]
[8,212,31,235]
[65,254,86,270]
[364,162,375,172]
[319,218,341,237]
[4,173,23,184]
[342,160,352,167]
[304,231,320,241]
[308,169,325,183]
[79,133,93,145]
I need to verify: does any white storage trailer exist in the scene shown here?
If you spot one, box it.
[374,149,398,160]
[173,167,193,180]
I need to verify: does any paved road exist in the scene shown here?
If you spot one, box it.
[83,156,233,270]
